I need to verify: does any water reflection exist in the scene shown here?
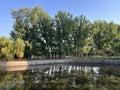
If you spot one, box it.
[0,65,120,90]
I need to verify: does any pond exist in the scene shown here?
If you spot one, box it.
[0,63,120,90]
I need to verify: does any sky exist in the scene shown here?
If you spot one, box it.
[1,0,120,37]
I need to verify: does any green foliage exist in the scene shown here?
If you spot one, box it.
[55,11,74,58]
[10,6,53,58]
[14,38,25,59]
[0,37,25,60]
[0,37,15,60]
[24,41,32,58]
[73,15,93,57]
[10,8,31,39]
[9,5,120,58]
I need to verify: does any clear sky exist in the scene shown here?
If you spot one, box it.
[1,0,120,37]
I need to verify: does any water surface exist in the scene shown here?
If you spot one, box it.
[0,65,120,90]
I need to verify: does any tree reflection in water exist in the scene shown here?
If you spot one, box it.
[0,66,120,90]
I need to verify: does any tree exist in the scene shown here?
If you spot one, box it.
[14,38,25,59]
[0,37,15,60]
[24,41,32,58]
[0,37,25,60]
[10,5,120,58]
[92,21,118,56]
[73,15,92,57]
[112,24,120,55]
[10,6,53,58]
[10,8,31,40]
[93,20,108,51]
[55,11,74,58]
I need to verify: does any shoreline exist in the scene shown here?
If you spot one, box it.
[0,59,120,72]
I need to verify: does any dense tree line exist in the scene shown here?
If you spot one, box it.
[1,6,120,60]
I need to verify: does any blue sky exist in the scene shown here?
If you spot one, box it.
[1,0,120,37]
